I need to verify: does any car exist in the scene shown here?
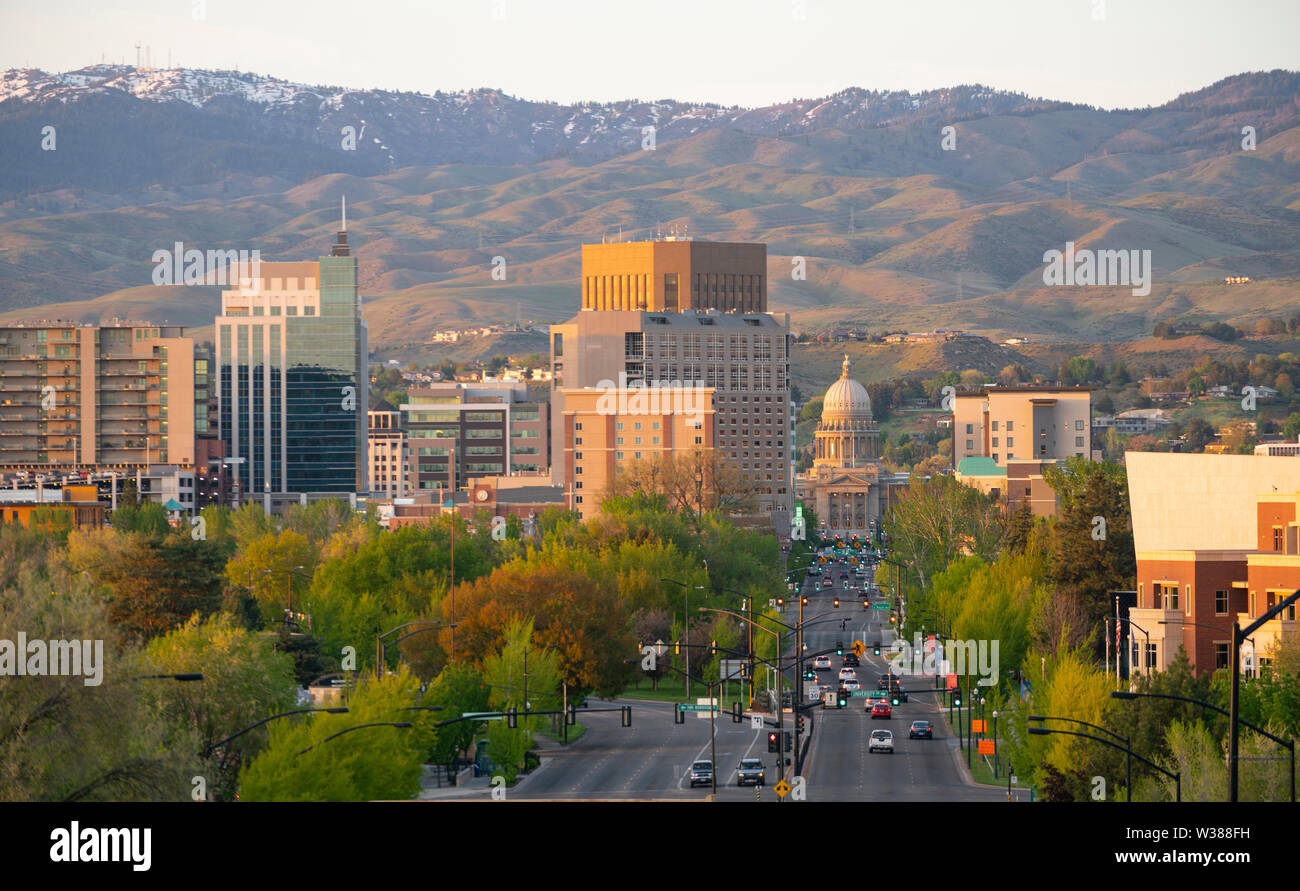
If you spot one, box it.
[689,760,714,788]
[813,655,832,670]
[838,667,856,682]
[871,702,892,719]
[877,673,900,690]
[841,678,861,692]
[841,653,859,667]
[737,758,765,786]
[869,729,894,753]
[909,720,933,739]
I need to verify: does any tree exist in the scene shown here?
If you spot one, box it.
[1041,457,1135,654]
[422,663,490,770]
[1185,417,1215,452]
[0,573,197,801]
[147,613,298,800]
[108,500,170,537]
[238,669,435,802]
[883,474,1005,596]
[443,561,634,699]
[605,446,759,522]
[482,617,560,783]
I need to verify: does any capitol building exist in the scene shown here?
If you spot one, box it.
[796,355,886,538]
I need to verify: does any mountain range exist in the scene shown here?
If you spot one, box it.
[1,64,1298,348]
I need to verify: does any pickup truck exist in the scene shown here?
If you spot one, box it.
[689,760,714,788]
[736,758,766,786]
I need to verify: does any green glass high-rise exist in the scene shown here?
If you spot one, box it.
[216,216,368,504]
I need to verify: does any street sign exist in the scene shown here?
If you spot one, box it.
[1011,775,1018,786]
[773,779,791,799]
[677,703,714,712]
[947,673,958,689]
[461,712,505,721]
[871,603,890,610]
[978,739,995,755]
[864,689,887,699]
[851,640,866,658]
[972,719,986,733]
[751,715,763,730]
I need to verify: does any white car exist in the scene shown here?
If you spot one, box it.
[841,678,861,692]
[869,729,894,753]
[838,667,856,682]
[813,656,832,671]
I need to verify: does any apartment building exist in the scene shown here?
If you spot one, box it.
[559,385,716,518]
[0,322,196,471]
[368,399,406,498]
[951,386,1093,467]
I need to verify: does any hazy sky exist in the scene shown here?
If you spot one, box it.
[3,0,1297,109]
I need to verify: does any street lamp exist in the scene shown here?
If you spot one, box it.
[296,721,414,756]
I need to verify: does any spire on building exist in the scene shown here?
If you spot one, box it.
[332,195,350,257]
[842,354,851,378]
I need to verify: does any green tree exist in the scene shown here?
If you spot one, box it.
[422,663,490,769]
[238,669,435,801]
[147,613,298,800]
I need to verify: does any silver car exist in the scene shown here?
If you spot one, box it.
[869,729,894,754]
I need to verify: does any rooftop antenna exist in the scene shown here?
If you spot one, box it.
[341,194,346,231]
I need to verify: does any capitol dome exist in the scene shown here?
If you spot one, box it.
[813,355,879,468]
[822,355,873,419]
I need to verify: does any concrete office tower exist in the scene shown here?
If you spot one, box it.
[0,322,195,470]
[215,205,368,506]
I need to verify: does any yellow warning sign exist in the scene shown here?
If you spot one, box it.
[773,779,791,799]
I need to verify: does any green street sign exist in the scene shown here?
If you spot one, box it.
[461,712,505,721]
[866,689,888,699]
[676,704,715,712]
[871,603,890,610]
[851,690,874,698]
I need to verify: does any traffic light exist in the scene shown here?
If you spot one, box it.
[862,598,870,609]
[710,640,717,657]
[776,597,784,608]
[801,596,809,606]
[507,707,517,729]
[768,731,778,753]
[797,714,805,734]
[621,706,632,727]
[836,642,843,655]
[836,691,848,708]
[732,701,742,723]
[873,645,881,656]
[675,704,685,724]
[674,640,680,656]
[891,693,900,706]
[951,688,962,708]
[833,598,840,608]
[784,731,792,751]
[567,704,577,726]
[890,614,897,624]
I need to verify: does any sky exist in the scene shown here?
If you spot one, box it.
[2,0,1298,109]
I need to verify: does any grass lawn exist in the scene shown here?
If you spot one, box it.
[620,675,755,708]
[537,722,586,745]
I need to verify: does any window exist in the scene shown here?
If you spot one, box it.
[965,424,974,435]
[992,437,999,448]
[1075,436,1085,447]
[1006,437,1014,448]
[1005,421,1013,431]
[1145,642,1157,669]
[575,481,583,489]
[1156,582,1179,610]
[1215,590,1228,615]
[992,421,999,431]
[574,422,582,431]
[465,411,501,422]
[1214,643,1229,671]
[1274,527,1284,551]
[966,439,974,450]
[1075,419,1085,431]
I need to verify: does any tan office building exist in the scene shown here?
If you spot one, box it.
[560,385,715,518]
[580,240,767,313]
[0,323,196,470]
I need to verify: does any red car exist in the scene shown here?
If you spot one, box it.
[871,702,892,719]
